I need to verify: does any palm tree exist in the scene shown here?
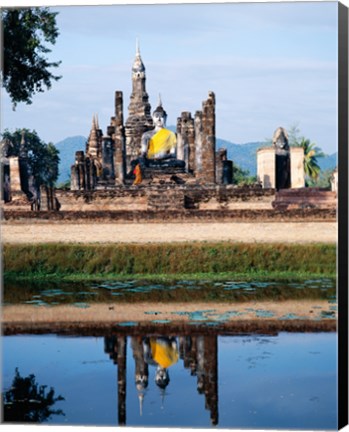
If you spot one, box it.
[297,138,324,182]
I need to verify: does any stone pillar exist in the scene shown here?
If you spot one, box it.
[215,148,227,184]
[75,151,86,190]
[102,137,114,180]
[1,162,11,202]
[331,167,338,192]
[177,112,195,172]
[85,157,91,190]
[40,185,49,211]
[194,111,203,178]
[113,91,126,184]
[290,147,305,188]
[176,116,184,161]
[257,147,275,188]
[70,164,79,191]
[223,161,233,185]
[9,157,22,192]
[200,92,216,184]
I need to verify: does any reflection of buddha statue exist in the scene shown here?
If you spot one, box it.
[143,336,179,392]
[141,100,176,160]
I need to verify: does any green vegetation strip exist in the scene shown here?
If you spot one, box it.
[3,242,336,282]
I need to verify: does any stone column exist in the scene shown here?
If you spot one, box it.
[177,112,195,172]
[70,164,79,191]
[194,111,203,178]
[331,167,338,192]
[102,136,114,181]
[200,92,216,184]
[40,185,49,211]
[215,148,226,184]
[257,147,275,188]
[290,147,305,188]
[9,157,22,192]
[112,91,126,184]
[176,116,184,161]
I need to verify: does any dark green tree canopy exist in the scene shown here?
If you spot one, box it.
[2,128,60,187]
[3,368,65,423]
[2,7,61,108]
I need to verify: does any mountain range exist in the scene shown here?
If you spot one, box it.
[54,134,337,184]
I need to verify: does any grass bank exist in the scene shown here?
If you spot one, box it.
[3,242,336,282]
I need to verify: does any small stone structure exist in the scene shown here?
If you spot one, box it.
[1,132,60,211]
[1,132,31,204]
[257,127,305,189]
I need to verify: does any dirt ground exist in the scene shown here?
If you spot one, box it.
[2,299,335,324]
[2,221,337,244]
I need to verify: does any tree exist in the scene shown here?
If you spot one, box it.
[3,368,64,423]
[1,128,60,188]
[286,125,325,184]
[232,164,257,186]
[306,168,333,189]
[1,7,61,108]
[296,137,324,182]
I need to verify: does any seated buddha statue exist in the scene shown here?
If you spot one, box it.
[140,100,185,170]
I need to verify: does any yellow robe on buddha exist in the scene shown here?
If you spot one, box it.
[147,128,176,159]
[150,338,179,369]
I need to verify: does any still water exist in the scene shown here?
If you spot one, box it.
[2,331,337,429]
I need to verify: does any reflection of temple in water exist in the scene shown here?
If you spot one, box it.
[104,333,218,426]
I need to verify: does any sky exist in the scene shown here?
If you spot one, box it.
[1,0,341,154]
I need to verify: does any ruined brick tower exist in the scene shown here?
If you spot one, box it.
[125,40,153,168]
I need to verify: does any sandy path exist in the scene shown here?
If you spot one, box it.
[2,221,337,244]
[2,300,335,325]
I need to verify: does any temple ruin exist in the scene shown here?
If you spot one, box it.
[70,44,227,190]
[1,44,337,216]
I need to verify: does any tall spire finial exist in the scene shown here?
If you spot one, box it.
[92,114,97,130]
[136,37,140,56]
[158,93,162,107]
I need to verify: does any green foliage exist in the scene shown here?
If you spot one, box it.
[2,7,61,108]
[287,125,325,183]
[232,164,257,186]
[306,168,333,188]
[298,138,324,181]
[2,128,60,187]
[3,368,64,423]
[3,243,336,279]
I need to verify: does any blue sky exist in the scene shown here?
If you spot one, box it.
[2,1,340,154]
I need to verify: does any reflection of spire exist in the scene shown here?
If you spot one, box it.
[138,392,144,416]
[160,388,165,410]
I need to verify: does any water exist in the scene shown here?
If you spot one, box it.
[2,331,337,429]
[3,278,336,306]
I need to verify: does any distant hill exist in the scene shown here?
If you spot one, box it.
[55,132,337,183]
[216,139,269,175]
[54,136,86,184]
[318,152,337,172]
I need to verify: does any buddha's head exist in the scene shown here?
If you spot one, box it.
[155,367,169,389]
[152,104,167,129]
